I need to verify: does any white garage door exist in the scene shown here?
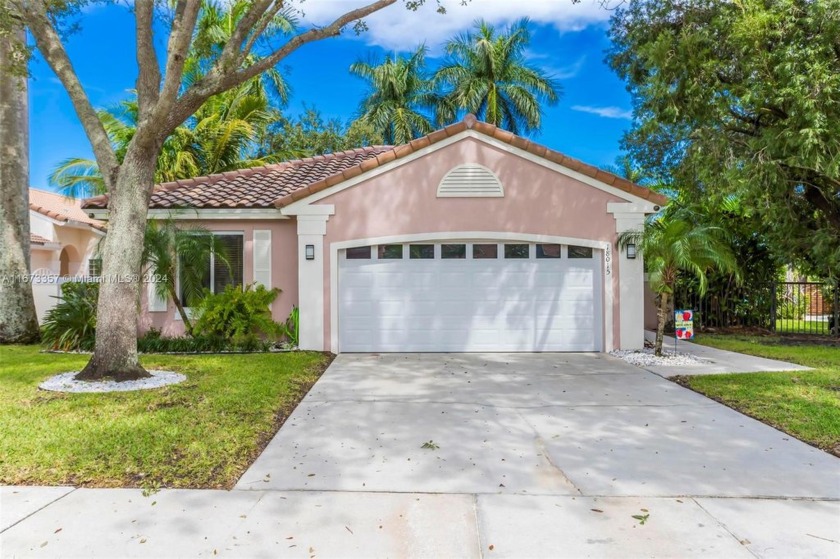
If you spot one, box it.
[338,242,603,352]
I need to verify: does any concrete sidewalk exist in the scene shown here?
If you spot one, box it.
[3,486,839,558]
[641,331,812,377]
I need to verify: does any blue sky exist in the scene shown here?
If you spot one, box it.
[28,1,632,191]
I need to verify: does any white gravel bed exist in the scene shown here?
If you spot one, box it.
[610,348,706,367]
[39,370,186,393]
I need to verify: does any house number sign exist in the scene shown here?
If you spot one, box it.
[604,245,612,276]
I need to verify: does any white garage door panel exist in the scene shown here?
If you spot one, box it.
[339,248,603,352]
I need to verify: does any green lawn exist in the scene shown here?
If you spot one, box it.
[775,319,832,335]
[0,346,331,489]
[686,335,840,455]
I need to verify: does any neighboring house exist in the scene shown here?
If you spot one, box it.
[29,188,106,322]
[84,115,667,352]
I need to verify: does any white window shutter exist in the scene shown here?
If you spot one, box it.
[147,275,167,312]
[253,230,272,288]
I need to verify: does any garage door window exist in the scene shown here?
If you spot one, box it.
[568,245,593,259]
[441,244,466,259]
[346,246,372,259]
[378,245,404,259]
[504,244,529,259]
[472,244,498,259]
[536,244,561,259]
[409,244,434,259]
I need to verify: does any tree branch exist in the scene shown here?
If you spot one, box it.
[231,0,397,83]
[169,0,397,128]
[19,1,120,190]
[217,0,273,69]
[135,0,161,115]
[240,1,288,62]
[155,0,202,118]
[803,183,840,230]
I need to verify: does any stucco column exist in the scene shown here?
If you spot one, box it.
[296,214,330,351]
[609,204,647,350]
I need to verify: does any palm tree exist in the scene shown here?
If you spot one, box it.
[142,219,230,335]
[434,19,560,134]
[50,85,277,198]
[619,207,740,356]
[350,47,438,145]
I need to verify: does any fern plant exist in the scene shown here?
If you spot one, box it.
[192,284,282,343]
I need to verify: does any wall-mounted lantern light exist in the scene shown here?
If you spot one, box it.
[626,242,637,259]
[305,245,315,260]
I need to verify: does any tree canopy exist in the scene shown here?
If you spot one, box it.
[609,0,840,278]
[349,18,562,143]
[619,206,740,354]
[256,108,384,160]
[434,19,560,134]
[50,83,278,198]
[351,47,438,145]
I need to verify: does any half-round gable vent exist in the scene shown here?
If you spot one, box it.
[437,164,504,198]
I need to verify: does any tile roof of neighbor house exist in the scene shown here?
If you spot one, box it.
[30,188,106,231]
[82,115,668,210]
[30,233,52,245]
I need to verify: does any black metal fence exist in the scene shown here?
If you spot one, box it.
[772,281,839,336]
[674,280,839,336]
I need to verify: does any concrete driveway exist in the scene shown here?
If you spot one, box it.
[238,353,837,499]
[3,353,839,558]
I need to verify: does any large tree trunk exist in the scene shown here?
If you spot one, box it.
[654,291,669,357]
[76,148,157,381]
[0,27,40,344]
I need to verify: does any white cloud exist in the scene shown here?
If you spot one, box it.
[292,0,611,52]
[540,55,586,80]
[571,105,632,119]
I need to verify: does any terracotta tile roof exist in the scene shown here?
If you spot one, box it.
[81,116,668,211]
[30,233,52,245]
[30,189,106,231]
[274,114,669,207]
[82,147,393,210]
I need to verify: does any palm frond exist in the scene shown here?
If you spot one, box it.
[49,158,106,199]
[626,207,741,296]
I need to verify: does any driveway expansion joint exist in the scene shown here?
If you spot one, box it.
[230,487,840,500]
[0,487,77,535]
[305,398,721,409]
[691,497,762,559]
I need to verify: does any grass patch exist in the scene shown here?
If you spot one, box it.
[775,319,832,335]
[684,334,840,455]
[0,345,332,489]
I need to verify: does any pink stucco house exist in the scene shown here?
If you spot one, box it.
[28,188,106,322]
[83,116,667,353]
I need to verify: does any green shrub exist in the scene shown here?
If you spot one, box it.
[41,281,98,351]
[192,284,282,343]
[136,331,273,353]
